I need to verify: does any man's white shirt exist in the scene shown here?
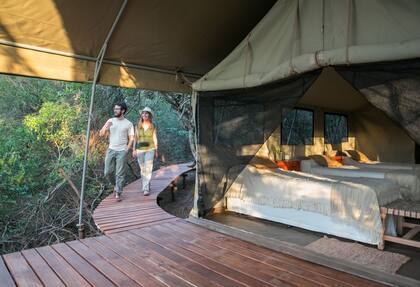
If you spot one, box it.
[108,118,134,151]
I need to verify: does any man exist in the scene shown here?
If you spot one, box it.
[99,102,134,201]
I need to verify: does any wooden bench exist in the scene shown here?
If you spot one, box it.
[379,199,420,250]
[169,169,195,202]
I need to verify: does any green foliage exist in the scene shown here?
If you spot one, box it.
[0,76,63,118]
[0,120,46,196]
[0,74,192,254]
[24,102,82,153]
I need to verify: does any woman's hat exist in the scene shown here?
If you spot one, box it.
[140,106,153,117]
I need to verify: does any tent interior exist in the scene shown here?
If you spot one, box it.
[266,66,417,164]
[195,60,420,249]
[193,1,420,254]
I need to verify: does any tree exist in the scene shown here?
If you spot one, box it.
[159,92,196,160]
[24,102,82,159]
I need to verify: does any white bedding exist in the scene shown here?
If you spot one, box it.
[343,157,415,171]
[226,165,401,245]
[301,159,420,201]
[227,198,384,244]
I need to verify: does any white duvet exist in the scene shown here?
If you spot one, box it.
[226,165,402,244]
[343,157,415,171]
[301,159,420,201]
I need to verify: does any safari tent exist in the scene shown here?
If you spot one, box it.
[1,0,420,248]
[2,1,420,285]
[192,0,420,246]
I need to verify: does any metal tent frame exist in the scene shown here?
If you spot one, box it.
[77,0,128,238]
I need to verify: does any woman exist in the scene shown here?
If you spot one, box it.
[132,107,158,196]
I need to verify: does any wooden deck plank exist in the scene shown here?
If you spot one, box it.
[95,201,156,208]
[36,245,91,287]
[95,205,155,211]
[81,237,168,287]
[66,240,140,287]
[96,214,171,228]
[129,228,277,287]
[115,231,250,287]
[95,209,169,224]
[144,224,321,287]
[2,252,43,287]
[21,249,65,287]
[94,202,156,211]
[113,234,298,286]
[104,218,180,234]
[162,222,357,287]
[51,243,116,286]
[174,220,386,287]
[93,207,161,219]
[110,232,229,287]
[102,212,175,225]
[0,256,16,287]
[94,235,196,287]
[94,210,168,223]
[98,215,174,230]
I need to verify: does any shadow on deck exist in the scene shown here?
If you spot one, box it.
[0,163,387,287]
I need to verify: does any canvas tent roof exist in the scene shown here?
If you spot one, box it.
[193,0,420,91]
[0,0,275,92]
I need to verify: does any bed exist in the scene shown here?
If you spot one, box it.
[301,159,420,201]
[225,164,402,245]
[343,157,416,171]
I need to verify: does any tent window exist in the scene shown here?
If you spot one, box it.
[281,108,314,145]
[324,113,348,144]
[213,100,264,147]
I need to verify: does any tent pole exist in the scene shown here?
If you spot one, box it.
[190,91,200,218]
[77,0,128,239]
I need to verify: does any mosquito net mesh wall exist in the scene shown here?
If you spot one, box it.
[196,71,320,215]
[196,59,420,216]
[336,59,420,145]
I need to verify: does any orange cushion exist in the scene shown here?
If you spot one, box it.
[276,160,301,171]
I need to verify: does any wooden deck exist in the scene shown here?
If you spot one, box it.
[92,163,191,234]
[0,163,388,286]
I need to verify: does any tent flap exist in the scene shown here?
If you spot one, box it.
[193,0,420,91]
[196,71,320,214]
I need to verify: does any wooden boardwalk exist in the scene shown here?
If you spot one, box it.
[0,163,388,287]
[92,163,191,234]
